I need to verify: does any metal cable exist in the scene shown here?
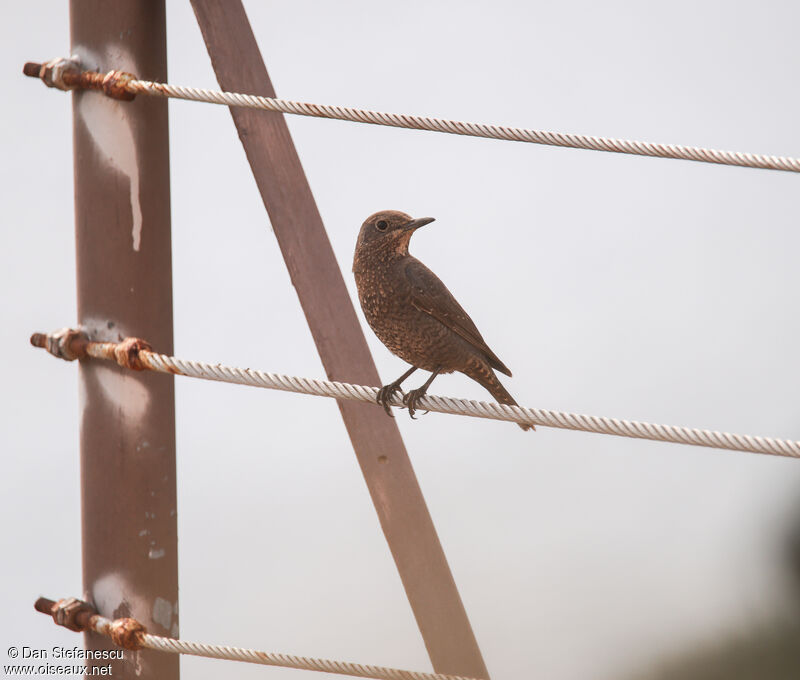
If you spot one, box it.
[138,351,800,457]
[22,58,800,173]
[123,79,800,172]
[141,633,473,680]
[38,595,477,680]
[29,330,800,458]
[80,612,475,680]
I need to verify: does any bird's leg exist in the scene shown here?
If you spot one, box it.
[376,366,418,417]
[403,368,442,419]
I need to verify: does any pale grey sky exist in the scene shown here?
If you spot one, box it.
[3,2,800,679]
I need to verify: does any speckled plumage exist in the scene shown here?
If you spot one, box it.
[353,210,531,431]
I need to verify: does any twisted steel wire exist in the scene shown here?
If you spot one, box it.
[71,338,799,458]
[143,634,474,680]
[86,613,476,680]
[124,79,800,173]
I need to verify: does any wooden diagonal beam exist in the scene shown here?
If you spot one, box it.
[189,3,488,677]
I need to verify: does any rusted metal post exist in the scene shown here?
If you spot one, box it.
[189,3,488,678]
[70,3,178,678]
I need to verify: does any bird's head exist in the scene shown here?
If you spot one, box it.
[355,210,435,256]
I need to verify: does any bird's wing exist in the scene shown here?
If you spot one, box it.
[404,259,512,376]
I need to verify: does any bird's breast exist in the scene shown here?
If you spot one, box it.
[354,258,455,371]
[354,261,411,324]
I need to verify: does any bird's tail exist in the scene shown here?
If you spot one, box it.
[464,362,533,432]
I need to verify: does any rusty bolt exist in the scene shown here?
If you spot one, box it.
[30,328,89,361]
[29,332,47,348]
[23,59,137,101]
[24,57,82,92]
[36,597,97,633]
[23,62,41,78]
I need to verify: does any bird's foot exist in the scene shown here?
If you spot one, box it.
[376,383,405,417]
[402,388,429,419]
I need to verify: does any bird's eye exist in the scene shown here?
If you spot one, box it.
[376,220,388,231]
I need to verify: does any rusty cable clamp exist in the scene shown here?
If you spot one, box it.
[23,58,136,101]
[35,597,147,651]
[31,330,153,371]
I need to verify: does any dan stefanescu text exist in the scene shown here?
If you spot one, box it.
[20,647,124,659]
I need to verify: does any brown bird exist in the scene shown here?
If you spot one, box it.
[353,210,532,431]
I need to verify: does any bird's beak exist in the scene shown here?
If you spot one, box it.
[403,217,435,232]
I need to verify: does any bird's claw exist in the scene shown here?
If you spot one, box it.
[403,388,427,419]
[376,383,404,417]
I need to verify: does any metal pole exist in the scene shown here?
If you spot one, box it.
[70,3,178,678]
[190,3,489,678]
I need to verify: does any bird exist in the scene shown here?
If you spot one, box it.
[353,209,532,431]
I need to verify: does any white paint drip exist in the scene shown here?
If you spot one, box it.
[148,547,166,560]
[92,575,177,643]
[73,46,143,251]
[92,572,145,620]
[152,597,172,631]
[78,318,152,422]
[170,601,179,638]
[86,367,150,422]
